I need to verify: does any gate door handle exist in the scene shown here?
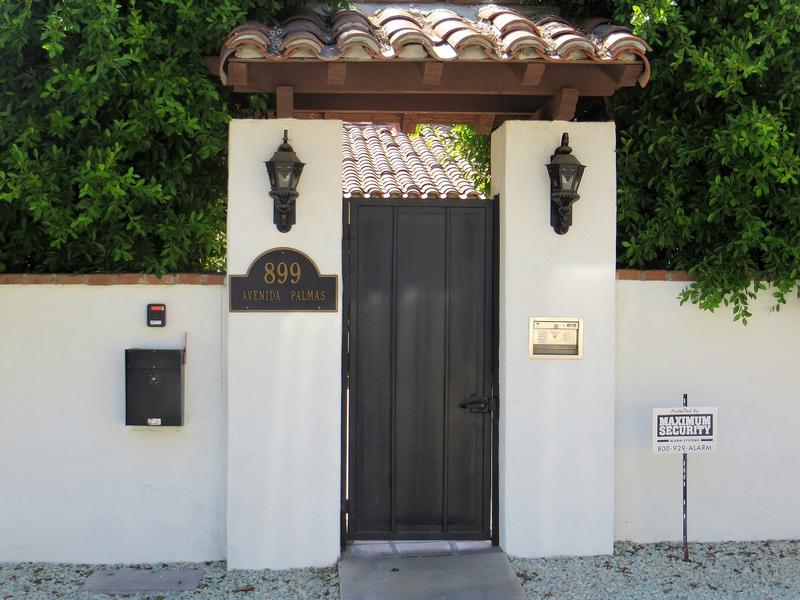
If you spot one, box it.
[459,394,496,413]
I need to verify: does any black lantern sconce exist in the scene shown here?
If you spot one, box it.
[546,133,586,235]
[265,130,305,233]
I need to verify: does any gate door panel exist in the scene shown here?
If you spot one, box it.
[347,200,495,540]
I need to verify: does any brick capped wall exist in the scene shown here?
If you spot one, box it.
[615,270,696,281]
[0,271,694,284]
[0,273,226,285]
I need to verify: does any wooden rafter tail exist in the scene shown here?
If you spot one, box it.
[515,62,546,86]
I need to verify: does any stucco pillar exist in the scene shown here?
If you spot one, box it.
[491,121,617,557]
[226,119,343,569]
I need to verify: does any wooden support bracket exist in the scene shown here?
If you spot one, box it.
[276,86,294,118]
[537,88,579,121]
[401,113,420,134]
[476,113,495,134]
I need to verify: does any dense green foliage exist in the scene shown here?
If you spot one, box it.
[611,0,800,322]
[414,125,491,196]
[2,1,798,321]
[449,0,800,321]
[0,1,302,273]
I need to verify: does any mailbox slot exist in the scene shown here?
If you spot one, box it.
[125,349,184,426]
[529,317,583,359]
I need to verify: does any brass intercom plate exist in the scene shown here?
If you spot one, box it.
[529,317,583,360]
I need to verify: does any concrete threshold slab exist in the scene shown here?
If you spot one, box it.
[81,568,203,593]
[339,551,525,600]
[343,539,496,559]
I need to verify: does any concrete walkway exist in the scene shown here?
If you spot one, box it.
[338,545,525,600]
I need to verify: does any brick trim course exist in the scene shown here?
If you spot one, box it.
[0,271,693,284]
[616,269,696,281]
[0,273,226,285]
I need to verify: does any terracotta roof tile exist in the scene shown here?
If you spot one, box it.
[219,4,651,85]
[342,124,485,200]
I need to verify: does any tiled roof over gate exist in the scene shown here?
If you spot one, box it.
[212,3,651,129]
[342,124,485,199]
[220,3,650,85]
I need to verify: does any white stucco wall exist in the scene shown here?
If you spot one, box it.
[491,121,618,557]
[226,119,343,569]
[0,284,226,563]
[616,281,800,542]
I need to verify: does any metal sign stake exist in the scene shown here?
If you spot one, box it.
[682,392,689,562]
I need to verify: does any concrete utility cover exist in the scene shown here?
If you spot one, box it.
[81,568,203,593]
[339,551,525,600]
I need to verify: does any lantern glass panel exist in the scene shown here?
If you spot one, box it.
[547,165,560,191]
[560,167,577,192]
[276,164,294,189]
[291,163,305,191]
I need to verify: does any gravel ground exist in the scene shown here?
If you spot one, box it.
[512,540,800,600]
[1,540,797,599]
[0,561,337,600]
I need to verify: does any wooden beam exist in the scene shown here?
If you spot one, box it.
[276,86,294,118]
[227,62,248,88]
[538,88,579,120]
[477,113,495,134]
[327,63,347,85]
[515,62,546,86]
[293,110,531,129]
[232,61,621,97]
[294,93,543,114]
[421,62,444,86]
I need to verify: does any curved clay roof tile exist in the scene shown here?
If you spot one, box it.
[219,5,650,83]
[490,12,539,36]
[283,11,326,29]
[446,28,498,56]
[477,5,508,21]
[601,31,652,54]
[282,18,329,43]
[432,18,474,41]
[552,34,599,59]
[283,35,325,58]
[426,9,463,27]
[500,30,550,58]
[373,8,421,27]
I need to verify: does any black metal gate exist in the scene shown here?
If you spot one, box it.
[343,198,498,542]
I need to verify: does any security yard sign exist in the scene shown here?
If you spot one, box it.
[652,406,718,454]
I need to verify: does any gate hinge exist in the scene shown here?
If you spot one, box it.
[342,499,351,514]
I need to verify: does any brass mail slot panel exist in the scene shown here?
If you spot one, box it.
[529,317,583,360]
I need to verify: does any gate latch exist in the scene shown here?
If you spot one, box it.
[459,394,496,413]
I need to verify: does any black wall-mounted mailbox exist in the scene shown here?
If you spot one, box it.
[125,349,184,426]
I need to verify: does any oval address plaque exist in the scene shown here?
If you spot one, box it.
[229,248,338,312]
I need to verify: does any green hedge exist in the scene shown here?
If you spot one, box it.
[2,1,798,321]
